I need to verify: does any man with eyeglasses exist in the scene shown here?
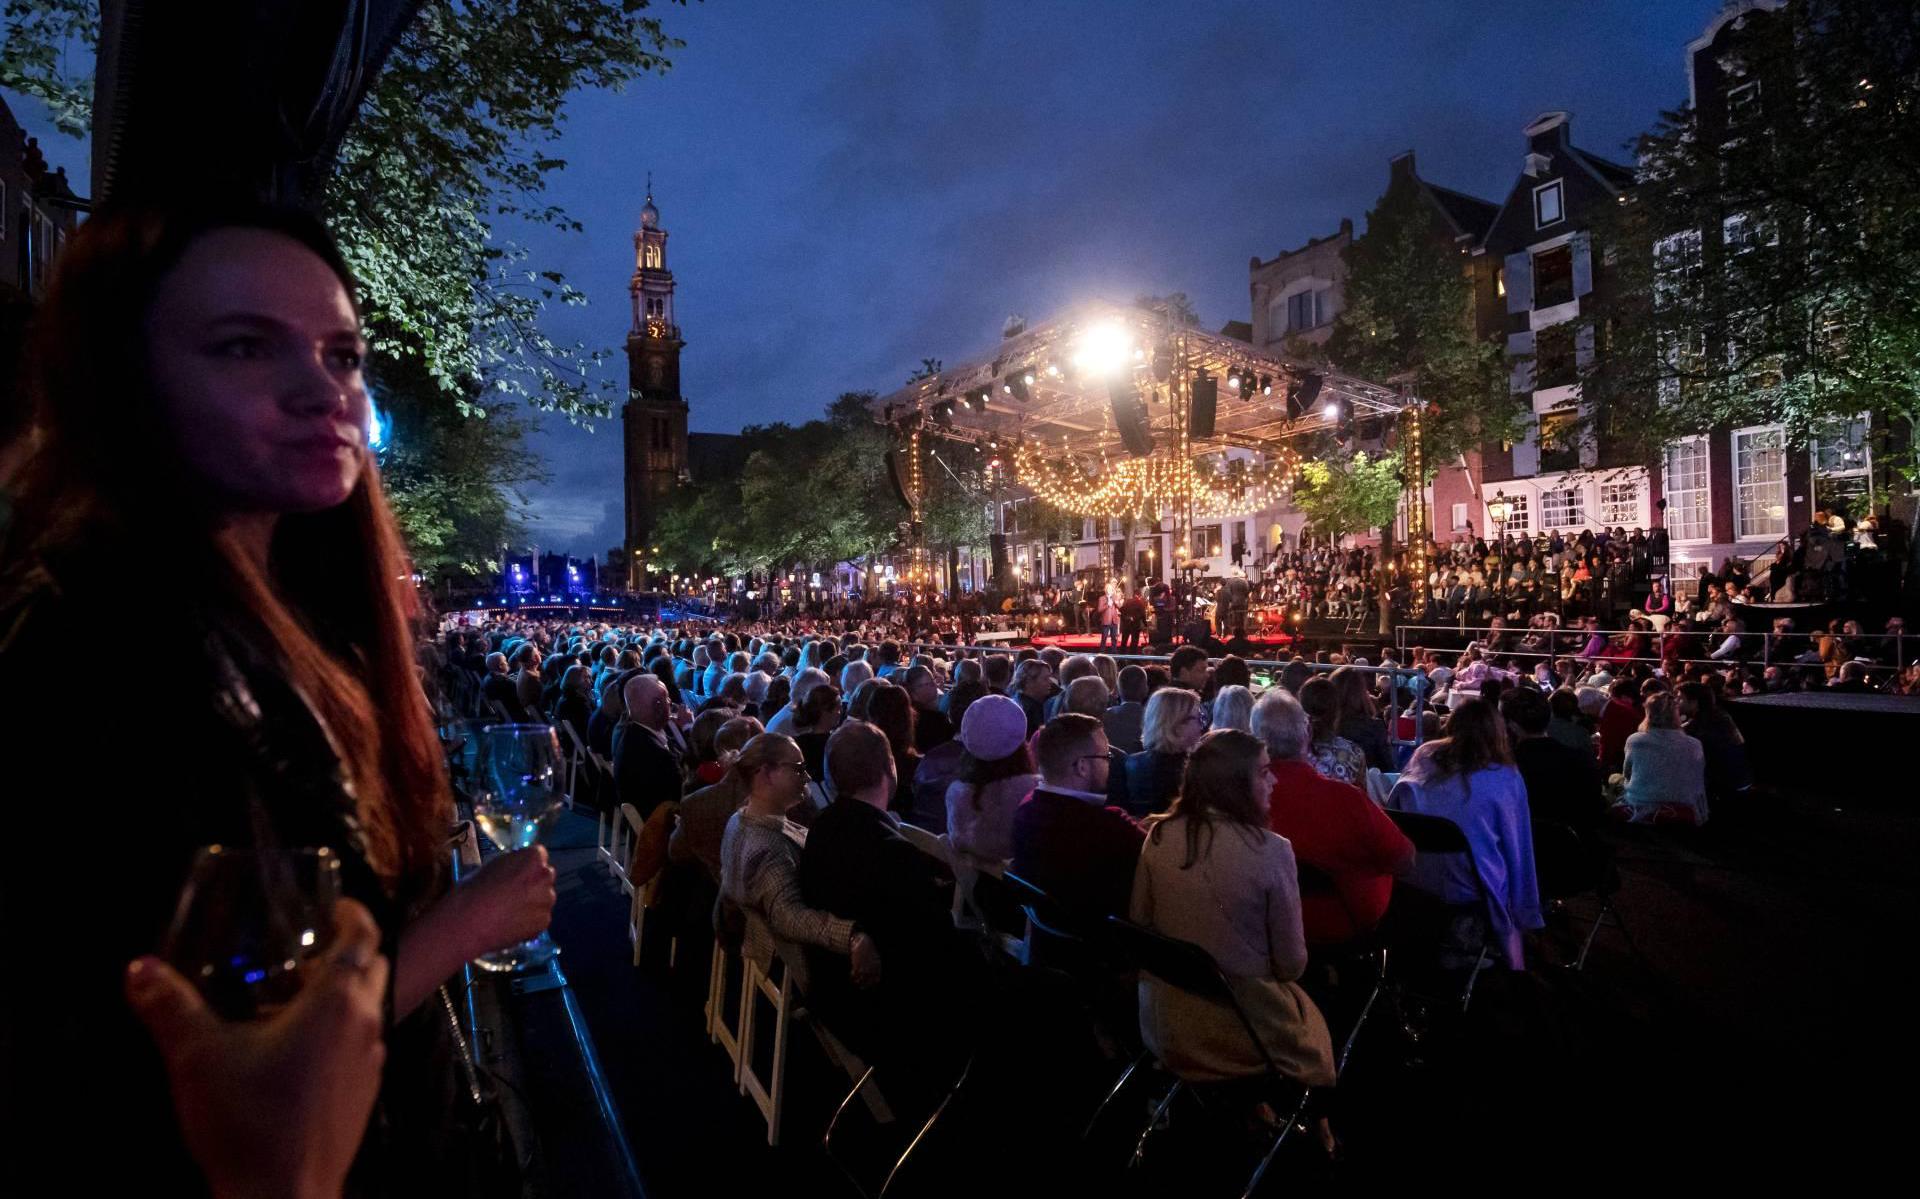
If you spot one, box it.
[1012,714,1144,919]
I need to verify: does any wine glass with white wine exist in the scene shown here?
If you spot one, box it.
[470,723,565,972]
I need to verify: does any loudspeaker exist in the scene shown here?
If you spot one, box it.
[1288,372,1324,420]
[884,448,913,508]
[1189,374,1218,438]
[1110,380,1154,457]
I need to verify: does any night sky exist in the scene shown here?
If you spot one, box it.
[11,0,1724,558]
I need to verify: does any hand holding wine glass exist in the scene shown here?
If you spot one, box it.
[126,898,388,1199]
[469,724,566,972]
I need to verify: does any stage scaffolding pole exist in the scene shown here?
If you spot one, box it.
[1401,395,1429,617]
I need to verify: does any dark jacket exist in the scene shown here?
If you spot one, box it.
[0,544,448,1195]
[1011,788,1144,918]
[913,704,955,753]
[612,720,683,820]
[798,800,972,1065]
[1110,749,1188,818]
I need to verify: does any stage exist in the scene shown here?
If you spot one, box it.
[1027,631,1297,653]
[1728,690,1920,800]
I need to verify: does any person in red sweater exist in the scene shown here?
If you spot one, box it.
[1595,676,1645,774]
[1251,688,1413,946]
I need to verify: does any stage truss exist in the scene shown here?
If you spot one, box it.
[870,300,1430,594]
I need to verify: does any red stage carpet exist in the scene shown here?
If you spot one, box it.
[1027,631,1296,653]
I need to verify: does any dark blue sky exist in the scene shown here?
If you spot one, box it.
[11,0,1724,557]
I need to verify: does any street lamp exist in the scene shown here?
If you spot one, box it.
[1488,491,1512,601]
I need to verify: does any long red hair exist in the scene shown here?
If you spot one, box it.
[3,202,449,898]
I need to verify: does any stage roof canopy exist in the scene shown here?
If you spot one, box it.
[871,300,1414,461]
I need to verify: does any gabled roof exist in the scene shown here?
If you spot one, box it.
[1424,182,1500,243]
[1572,148,1635,190]
[1217,319,1253,343]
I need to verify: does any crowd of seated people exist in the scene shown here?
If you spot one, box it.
[421,609,1796,1161]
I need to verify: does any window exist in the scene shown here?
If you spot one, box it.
[1539,410,1579,473]
[1534,325,1576,390]
[1732,426,1788,539]
[1667,559,1707,590]
[1664,437,1711,541]
[1282,287,1331,333]
[1812,416,1869,478]
[1192,524,1223,559]
[1533,244,1574,309]
[1654,230,1703,311]
[1451,502,1469,532]
[1725,79,1760,128]
[1723,212,1753,254]
[1491,492,1530,535]
[1533,180,1564,228]
[1599,480,1640,526]
[1541,487,1585,530]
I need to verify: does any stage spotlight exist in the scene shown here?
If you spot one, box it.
[933,399,955,425]
[1289,371,1325,420]
[1259,375,1273,396]
[1005,373,1032,402]
[1227,366,1244,393]
[1323,400,1341,420]
[1072,321,1133,377]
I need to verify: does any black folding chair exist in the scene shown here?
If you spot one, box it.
[1533,819,1633,971]
[1294,860,1388,1078]
[1383,807,1497,1011]
[1103,916,1314,1199]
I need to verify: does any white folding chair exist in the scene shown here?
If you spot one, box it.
[560,721,594,810]
[613,803,642,891]
[591,751,618,868]
[736,948,797,1146]
[707,937,746,1083]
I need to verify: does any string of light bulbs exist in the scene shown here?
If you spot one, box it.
[1012,440,1304,520]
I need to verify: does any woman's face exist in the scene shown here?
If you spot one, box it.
[145,228,370,515]
[1174,705,1207,752]
[1248,748,1272,823]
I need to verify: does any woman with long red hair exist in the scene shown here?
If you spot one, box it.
[0,202,555,1195]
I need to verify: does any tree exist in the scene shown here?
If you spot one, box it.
[1291,451,1404,542]
[1580,0,1920,490]
[3,1,686,581]
[652,394,911,586]
[1327,174,1519,467]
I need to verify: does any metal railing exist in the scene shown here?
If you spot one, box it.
[1392,623,1909,677]
[897,640,1430,755]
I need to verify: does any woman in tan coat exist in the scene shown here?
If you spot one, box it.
[1130,729,1335,1088]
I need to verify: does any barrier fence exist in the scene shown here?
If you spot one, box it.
[899,640,1430,755]
[1392,624,1909,678]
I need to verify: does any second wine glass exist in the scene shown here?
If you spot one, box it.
[470,723,565,972]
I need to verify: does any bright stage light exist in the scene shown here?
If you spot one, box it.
[1072,322,1134,377]
[1323,400,1340,419]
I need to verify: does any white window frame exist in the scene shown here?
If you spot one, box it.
[1725,78,1760,127]
[1533,179,1564,229]
[1540,487,1585,530]
[1490,492,1530,535]
[1664,436,1712,543]
[1812,414,1871,481]
[1599,480,1640,527]
[1450,502,1469,532]
[1732,424,1789,540]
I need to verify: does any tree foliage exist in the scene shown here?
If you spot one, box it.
[1292,451,1403,540]
[2,1,687,581]
[1327,173,1518,467]
[1579,0,1920,483]
[653,394,912,579]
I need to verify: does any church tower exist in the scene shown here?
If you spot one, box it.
[621,183,688,589]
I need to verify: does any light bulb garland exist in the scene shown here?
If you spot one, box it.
[1012,440,1303,520]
